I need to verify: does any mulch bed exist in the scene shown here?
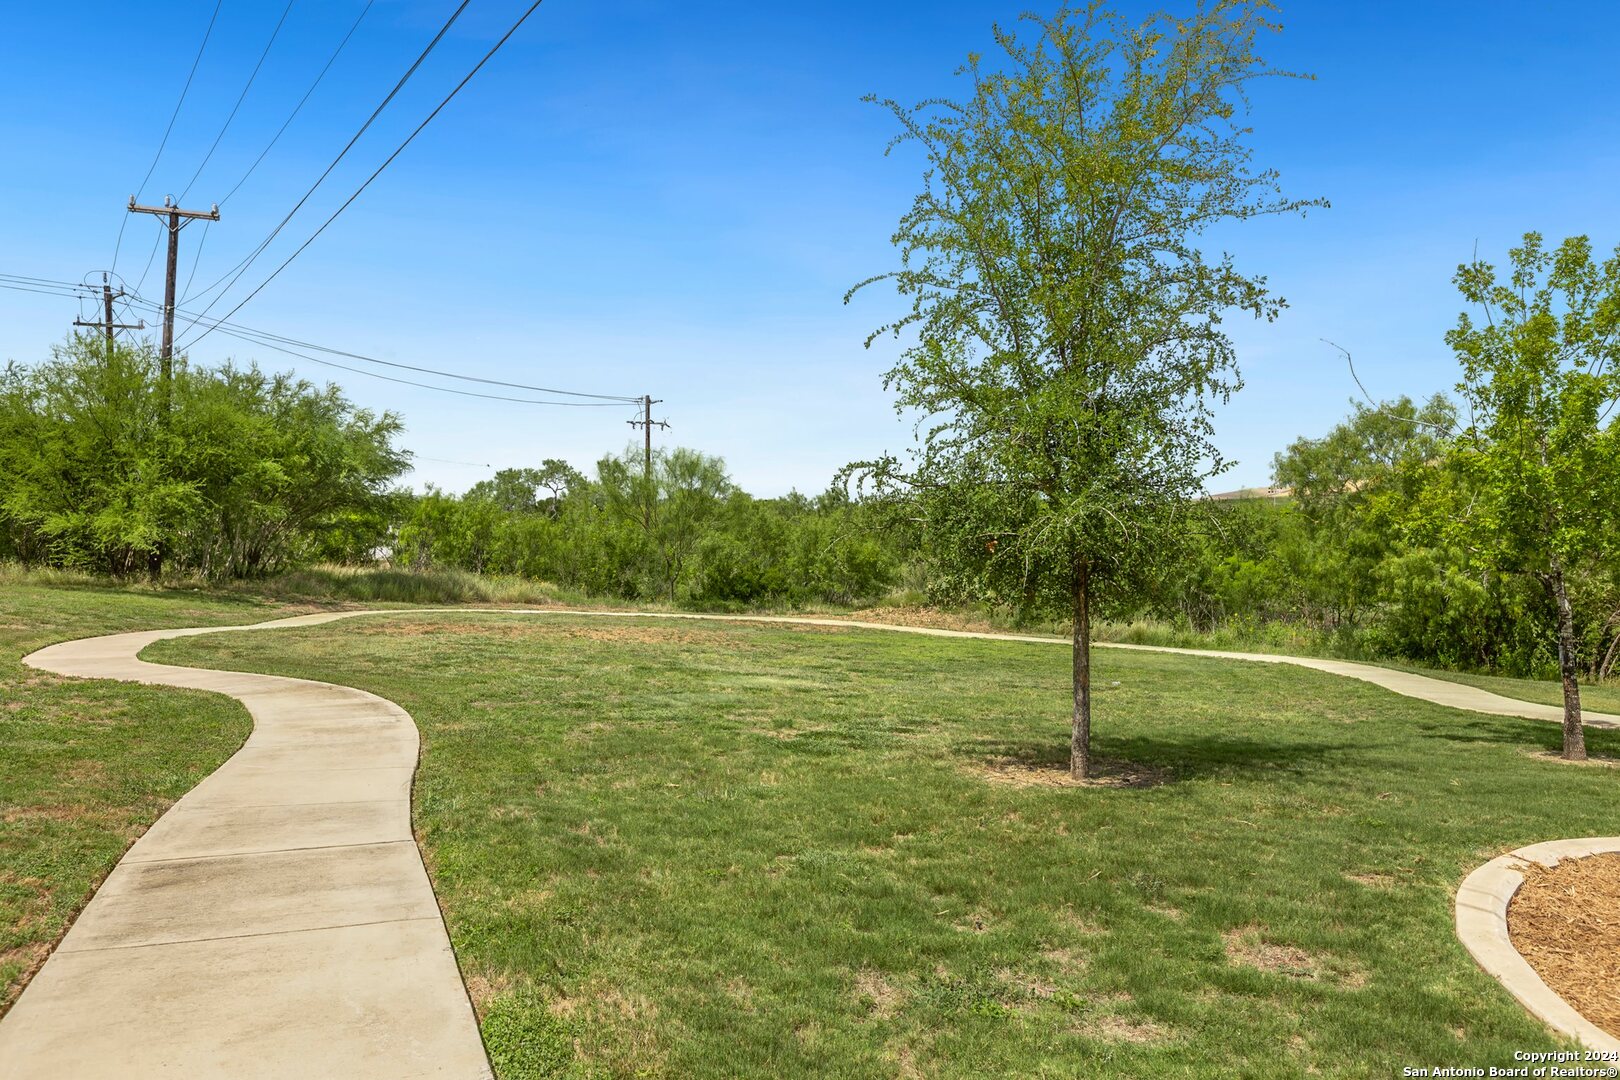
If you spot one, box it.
[1507,851,1620,1037]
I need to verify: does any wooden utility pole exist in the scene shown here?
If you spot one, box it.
[73,273,145,349]
[626,394,669,527]
[127,196,219,398]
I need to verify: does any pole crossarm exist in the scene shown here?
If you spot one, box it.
[75,275,145,345]
[73,317,145,331]
[128,198,220,222]
[126,197,222,390]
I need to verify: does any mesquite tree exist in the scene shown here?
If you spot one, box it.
[847,1,1321,778]
[1448,233,1620,761]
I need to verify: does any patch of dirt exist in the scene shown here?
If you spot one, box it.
[952,912,992,933]
[1042,946,1089,974]
[1222,925,1365,987]
[840,606,1009,635]
[724,977,756,1013]
[1075,1012,1169,1044]
[853,970,906,1020]
[1056,909,1107,936]
[1508,852,1620,1038]
[552,624,741,647]
[891,1042,927,1080]
[462,970,511,1020]
[1345,871,1396,888]
[2,804,115,825]
[360,617,744,648]
[994,968,1058,1001]
[1524,750,1620,769]
[582,985,663,1071]
[976,757,1170,790]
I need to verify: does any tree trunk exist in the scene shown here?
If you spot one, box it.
[1598,627,1620,684]
[1549,557,1586,761]
[1071,558,1092,781]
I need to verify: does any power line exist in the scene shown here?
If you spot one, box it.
[177,0,474,322]
[0,272,91,291]
[134,226,165,296]
[3,275,638,409]
[183,0,549,349]
[177,0,297,203]
[0,274,647,411]
[180,220,211,302]
[0,279,93,300]
[215,0,376,212]
[3,271,638,403]
[203,325,634,408]
[182,0,376,306]
[118,290,637,401]
[112,0,225,277]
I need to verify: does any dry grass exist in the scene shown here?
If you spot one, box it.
[462,970,513,1020]
[1079,1012,1171,1044]
[853,970,906,1020]
[1221,925,1366,987]
[1508,852,1620,1037]
[1523,749,1620,769]
[1345,872,1397,888]
[838,605,1011,634]
[1223,925,1322,979]
[976,756,1171,789]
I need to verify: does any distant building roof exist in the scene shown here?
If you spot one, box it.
[1207,486,1293,501]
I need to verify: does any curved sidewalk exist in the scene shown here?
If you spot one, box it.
[0,613,492,1080]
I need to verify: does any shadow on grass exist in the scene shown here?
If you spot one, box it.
[1414,716,1620,757]
[962,732,1363,785]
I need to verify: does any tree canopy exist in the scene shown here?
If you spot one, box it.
[0,335,408,578]
[849,0,1321,777]
[1446,233,1620,759]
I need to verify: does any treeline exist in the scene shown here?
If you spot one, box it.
[0,337,404,578]
[6,337,1616,681]
[0,336,908,607]
[1147,397,1620,680]
[394,452,907,608]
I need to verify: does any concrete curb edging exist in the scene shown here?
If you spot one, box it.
[1455,838,1620,1052]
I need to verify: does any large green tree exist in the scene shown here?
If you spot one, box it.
[848,1,1321,778]
[848,0,1315,777]
[1271,395,1456,630]
[1447,233,1620,760]
[0,335,408,579]
[598,445,733,601]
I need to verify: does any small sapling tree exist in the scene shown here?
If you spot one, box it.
[1448,233,1620,760]
[847,0,1322,778]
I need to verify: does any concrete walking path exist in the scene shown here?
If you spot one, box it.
[0,613,492,1080]
[2,607,1613,1078]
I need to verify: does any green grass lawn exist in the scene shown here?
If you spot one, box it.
[149,612,1620,1079]
[0,582,299,1013]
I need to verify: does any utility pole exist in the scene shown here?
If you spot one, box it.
[73,273,145,350]
[127,196,219,401]
[626,394,669,527]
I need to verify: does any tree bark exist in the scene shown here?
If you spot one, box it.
[1548,556,1587,761]
[1071,558,1092,780]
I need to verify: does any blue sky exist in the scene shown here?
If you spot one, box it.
[2,1,1617,496]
